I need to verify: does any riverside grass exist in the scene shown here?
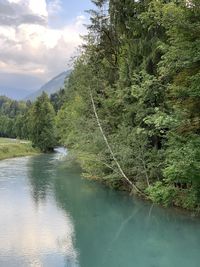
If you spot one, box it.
[0,138,39,160]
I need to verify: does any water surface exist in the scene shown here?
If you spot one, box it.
[0,151,200,267]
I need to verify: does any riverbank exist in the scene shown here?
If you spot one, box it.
[78,161,200,214]
[0,138,39,160]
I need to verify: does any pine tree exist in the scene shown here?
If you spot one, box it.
[29,92,56,152]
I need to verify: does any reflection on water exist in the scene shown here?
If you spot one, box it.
[0,150,200,267]
[0,151,79,267]
[27,155,54,203]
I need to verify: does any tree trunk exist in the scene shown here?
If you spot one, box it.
[90,92,145,196]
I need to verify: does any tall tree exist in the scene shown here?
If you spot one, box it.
[56,0,200,210]
[29,92,56,152]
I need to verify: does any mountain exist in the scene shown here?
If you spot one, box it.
[0,88,29,100]
[25,71,70,101]
[0,73,43,100]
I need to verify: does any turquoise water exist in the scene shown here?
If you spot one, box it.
[0,150,200,267]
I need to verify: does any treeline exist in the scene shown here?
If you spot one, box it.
[0,96,29,138]
[56,0,200,211]
[0,89,65,151]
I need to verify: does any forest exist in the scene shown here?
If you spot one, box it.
[0,0,199,211]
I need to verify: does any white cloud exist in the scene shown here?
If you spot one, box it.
[7,0,48,17]
[47,0,62,15]
[29,0,48,17]
[0,0,87,80]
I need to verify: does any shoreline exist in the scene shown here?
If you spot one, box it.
[0,138,39,161]
[0,151,39,161]
[83,168,200,216]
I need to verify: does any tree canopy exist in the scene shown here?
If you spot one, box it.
[56,0,200,211]
[29,92,57,152]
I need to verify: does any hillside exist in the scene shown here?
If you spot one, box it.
[0,73,44,100]
[25,71,70,101]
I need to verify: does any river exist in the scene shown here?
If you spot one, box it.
[0,149,200,267]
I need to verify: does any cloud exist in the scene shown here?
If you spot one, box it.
[47,0,62,16]
[0,0,87,81]
[0,0,47,26]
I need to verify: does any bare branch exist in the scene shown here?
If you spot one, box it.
[90,91,146,196]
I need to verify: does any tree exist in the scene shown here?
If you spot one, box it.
[50,89,67,113]
[56,0,200,210]
[29,92,57,152]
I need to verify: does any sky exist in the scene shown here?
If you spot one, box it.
[0,0,93,98]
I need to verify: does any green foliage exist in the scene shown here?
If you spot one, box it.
[164,134,200,184]
[29,92,57,152]
[55,0,200,211]
[0,96,31,139]
[50,89,67,113]
[146,182,176,207]
[173,189,200,211]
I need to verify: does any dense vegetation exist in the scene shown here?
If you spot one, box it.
[0,96,29,138]
[0,91,64,152]
[56,0,200,211]
[0,0,199,211]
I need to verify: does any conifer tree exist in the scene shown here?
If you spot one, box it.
[29,92,56,152]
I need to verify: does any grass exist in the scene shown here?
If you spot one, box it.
[0,138,39,160]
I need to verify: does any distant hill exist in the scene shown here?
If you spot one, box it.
[25,71,71,101]
[0,73,43,100]
[0,88,29,100]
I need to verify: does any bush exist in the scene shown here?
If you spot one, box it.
[174,189,199,211]
[146,181,177,207]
